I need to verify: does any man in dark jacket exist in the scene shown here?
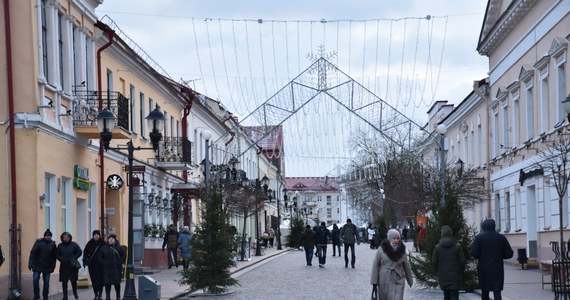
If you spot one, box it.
[433,225,465,300]
[315,222,330,268]
[83,230,105,300]
[471,219,513,300]
[28,229,57,300]
[341,218,360,268]
[301,225,316,266]
[99,234,126,300]
[162,224,180,269]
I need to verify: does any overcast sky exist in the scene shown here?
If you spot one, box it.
[96,1,489,177]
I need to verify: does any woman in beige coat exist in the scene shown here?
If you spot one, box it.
[370,229,413,300]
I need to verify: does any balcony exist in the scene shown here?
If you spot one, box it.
[74,90,130,139]
[155,137,193,170]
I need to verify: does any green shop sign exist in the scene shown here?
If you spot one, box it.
[74,164,90,190]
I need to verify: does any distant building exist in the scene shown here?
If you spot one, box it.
[284,177,341,225]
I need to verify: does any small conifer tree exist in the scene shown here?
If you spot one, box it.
[285,211,305,249]
[178,185,238,294]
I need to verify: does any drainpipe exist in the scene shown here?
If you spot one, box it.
[4,0,20,294]
[95,21,115,234]
[180,86,194,226]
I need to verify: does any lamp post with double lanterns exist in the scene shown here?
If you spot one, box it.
[97,104,164,300]
[254,175,270,256]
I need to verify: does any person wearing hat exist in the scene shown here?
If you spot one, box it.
[28,229,57,300]
[56,232,82,300]
[301,224,316,266]
[99,234,126,300]
[162,224,180,269]
[177,226,193,270]
[471,219,513,300]
[370,229,413,300]
[83,230,105,299]
[432,226,465,300]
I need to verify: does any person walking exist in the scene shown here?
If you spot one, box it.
[471,219,513,300]
[28,229,57,300]
[432,226,465,300]
[268,227,275,248]
[301,225,316,266]
[368,225,376,249]
[370,229,413,300]
[99,234,126,300]
[177,226,193,270]
[331,223,341,256]
[56,232,82,300]
[162,224,180,269]
[83,230,105,299]
[315,222,331,268]
[341,218,360,268]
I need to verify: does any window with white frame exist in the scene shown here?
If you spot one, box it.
[502,101,509,149]
[326,195,331,205]
[492,108,499,157]
[556,59,566,122]
[163,111,168,139]
[88,183,96,235]
[477,123,482,166]
[40,0,50,82]
[525,83,534,140]
[44,175,53,230]
[505,192,511,232]
[327,208,332,218]
[61,178,72,233]
[130,85,136,134]
[495,193,501,232]
[512,89,520,146]
[539,69,549,132]
[515,188,521,230]
[470,128,475,165]
[139,93,146,137]
[106,69,113,98]
[58,11,65,89]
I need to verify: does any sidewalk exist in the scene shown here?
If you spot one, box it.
[59,245,288,300]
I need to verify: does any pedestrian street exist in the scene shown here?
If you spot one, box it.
[182,242,481,300]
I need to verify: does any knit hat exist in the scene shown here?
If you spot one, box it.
[441,225,452,237]
[387,229,400,240]
[108,234,117,240]
[306,225,311,229]
[43,229,53,237]
[182,226,190,232]
[92,230,101,237]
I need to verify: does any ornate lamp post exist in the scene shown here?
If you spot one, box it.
[254,175,270,256]
[97,104,164,299]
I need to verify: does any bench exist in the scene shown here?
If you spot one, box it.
[540,260,552,289]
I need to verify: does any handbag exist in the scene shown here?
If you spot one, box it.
[72,259,81,270]
[371,285,378,300]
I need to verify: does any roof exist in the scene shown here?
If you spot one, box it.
[284,176,340,192]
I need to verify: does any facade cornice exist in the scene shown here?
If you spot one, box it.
[478,0,540,56]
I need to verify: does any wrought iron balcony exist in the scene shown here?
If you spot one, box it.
[155,137,193,170]
[73,90,130,139]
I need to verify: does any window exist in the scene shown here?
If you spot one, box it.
[327,208,332,218]
[40,0,50,82]
[163,112,168,139]
[525,84,534,140]
[477,123,482,165]
[557,61,566,122]
[493,109,499,157]
[512,90,520,146]
[58,11,65,88]
[61,179,70,232]
[317,195,322,202]
[326,195,331,205]
[44,176,52,229]
[130,85,136,133]
[106,69,113,102]
[515,188,522,230]
[502,103,509,149]
[505,192,510,232]
[139,93,146,137]
[495,193,501,232]
[540,73,549,132]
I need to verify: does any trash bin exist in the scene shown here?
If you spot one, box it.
[517,248,528,269]
[139,275,161,299]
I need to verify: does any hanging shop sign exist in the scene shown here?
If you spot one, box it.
[106,174,124,190]
[73,164,90,190]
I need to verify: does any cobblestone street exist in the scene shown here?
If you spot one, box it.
[182,242,479,300]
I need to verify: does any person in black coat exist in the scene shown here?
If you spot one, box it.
[315,222,331,268]
[99,234,126,300]
[432,225,465,300]
[28,229,57,300]
[162,224,180,269]
[56,232,82,300]
[331,224,341,256]
[301,225,316,266]
[83,230,105,300]
[471,219,513,300]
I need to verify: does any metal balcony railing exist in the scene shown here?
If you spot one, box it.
[73,90,129,131]
[157,137,193,164]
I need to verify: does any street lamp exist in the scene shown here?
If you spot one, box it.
[435,123,447,207]
[277,188,285,250]
[97,104,164,299]
[255,175,270,256]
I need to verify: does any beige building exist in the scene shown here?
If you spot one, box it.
[285,177,342,226]
[424,0,570,264]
